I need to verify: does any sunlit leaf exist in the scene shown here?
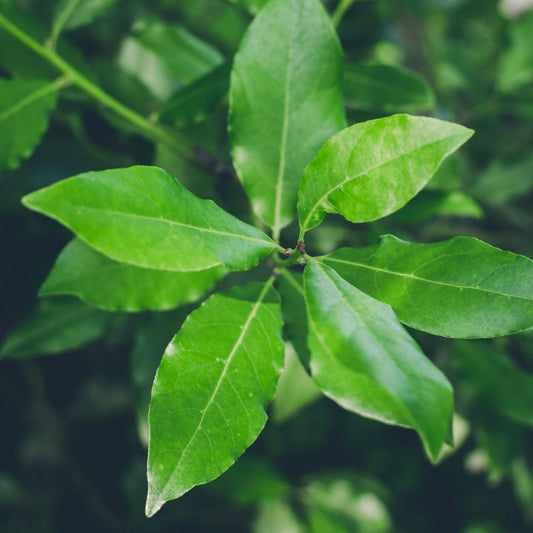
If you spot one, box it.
[229,0,345,233]
[298,114,473,234]
[146,280,284,515]
[304,261,453,461]
[22,166,276,272]
[322,235,533,338]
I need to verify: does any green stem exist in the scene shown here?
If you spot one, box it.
[48,0,80,51]
[331,0,356,27]
[0,11,195,160]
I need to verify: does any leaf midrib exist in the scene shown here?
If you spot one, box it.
[301,131,468,231]
[152,279,274,508]
[322,256,532,302]
[28,201,272,246]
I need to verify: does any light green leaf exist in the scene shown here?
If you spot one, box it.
[0,297,115,358]
[229,0,345,233]
[156,63,230,127]
[344,63,435,112]
[22,166,276,272]
[298,114,473,235]
[304,261,453,461]
[53,0,119,33]
[254,499,305,533]
[0,78,60,175]
[321,235,533,338]
[118,18,224,101]
[40,238,226,311]
[146,280,284,516]
[454,341,533,427]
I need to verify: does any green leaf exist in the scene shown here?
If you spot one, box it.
[254,499,305,533]
[229,0,345,233]
[146,280,284,516]
[118,18,224,101]
[22,166,276,272]
[156,63,230,127]
[304,261,453,461]
[454,341,533,427]
[40,238,226,312]
[472,155,533,205]
[321,235,533,338]
[0,78,59,175]
[498,12,533,93]
[298,114,473,235]
[343,63,435,112]
[0,297,115,358]
[230,0,269,15]
[53,0,119,33]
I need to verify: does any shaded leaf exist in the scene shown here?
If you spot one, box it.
[304,261,453,461]
[0,78,60,175]
[146,280,284,516]
[343,63,435,112]
[322,235,533,338]
[40,238,226,312]
[229,0,345,233]
[254,499,305,533]
[118,18,224,101]
[53,0,119,33]
[454,341,533,426]
[0,297,115,358]
[156,63,230,127]
[298,114,473,234]
[472,155,533,205]
[230,0,269,15]
[22,166,276,272]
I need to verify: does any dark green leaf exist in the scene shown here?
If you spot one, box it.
[230,0,269,15]
[454,341,533,427]
[229,0,345,233]
[40,238,226,312]
[304,261,453,461]
[53,0,119,33]
[0,78,60,175]
[343,63,435,112]
[156,63,230,127]
[118,18,224,101]
[0,297,115,358]
[22,166,276,272]
[298,114,473,234]
[322,235,533,338]
[146,280,284,516]
[472,155,533,205]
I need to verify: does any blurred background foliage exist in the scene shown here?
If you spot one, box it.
[0,0,532,531]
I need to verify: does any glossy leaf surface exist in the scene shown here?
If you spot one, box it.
[0,297,114,358]
[229,0,345,232]
[40,238,226,311]
[53,0,119,32]
[298,114,473,234]
[22,166,276,272]
[343,63,435,112]
[322,235,533,338]
[0,78,58,175]
[304,261,453,461]
[146,281,284,516]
